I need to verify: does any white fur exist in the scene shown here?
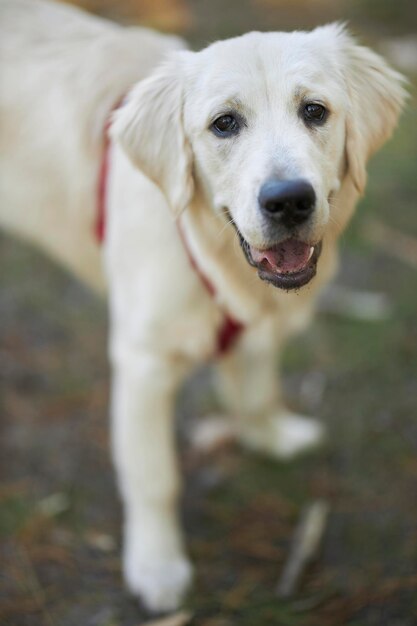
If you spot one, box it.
[0,0,406,612]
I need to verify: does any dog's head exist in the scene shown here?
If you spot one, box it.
[113,24,406,290]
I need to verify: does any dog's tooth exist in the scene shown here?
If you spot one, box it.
[307,246,314,262]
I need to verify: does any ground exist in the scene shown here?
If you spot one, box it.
[1,1,416,625]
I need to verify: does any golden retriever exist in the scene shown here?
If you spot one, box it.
[0,0,406,612]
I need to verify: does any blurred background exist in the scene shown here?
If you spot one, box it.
[0,1,416,625]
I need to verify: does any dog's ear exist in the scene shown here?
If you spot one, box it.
[341,32,407,194]
[111,52,193,217]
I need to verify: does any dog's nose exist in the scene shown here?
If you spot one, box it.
[259,179,316,227]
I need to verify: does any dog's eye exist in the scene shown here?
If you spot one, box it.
[303,103,327,124]
[211,114,240,137]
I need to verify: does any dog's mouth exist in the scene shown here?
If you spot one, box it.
[239,235,322,290]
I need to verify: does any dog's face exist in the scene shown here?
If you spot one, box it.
[113,25,405,290]
[182,32,348,289]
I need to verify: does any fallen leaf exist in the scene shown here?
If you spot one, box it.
[141,611,193,626]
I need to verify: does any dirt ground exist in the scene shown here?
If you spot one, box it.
[1,1,417,625]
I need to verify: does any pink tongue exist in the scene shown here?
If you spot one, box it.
[250,239,312,274]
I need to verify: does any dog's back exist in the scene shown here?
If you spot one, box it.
[0,0,184,288]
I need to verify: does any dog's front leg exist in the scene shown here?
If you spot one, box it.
[111,349,192,612]
[216,316,324,460]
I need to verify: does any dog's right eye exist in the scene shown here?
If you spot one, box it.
[211,114,240,137]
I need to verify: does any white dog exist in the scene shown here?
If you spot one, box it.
[0,0,406,612]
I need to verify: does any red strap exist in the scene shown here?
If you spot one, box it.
[217,315,245,354]
[177,223,244,355]
[96,106,245,355]
[95,115,113,243]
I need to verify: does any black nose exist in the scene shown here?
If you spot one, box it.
[259,179,316,227]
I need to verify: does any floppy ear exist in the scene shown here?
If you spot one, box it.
[342,35,407,194]
[111,52,193,216]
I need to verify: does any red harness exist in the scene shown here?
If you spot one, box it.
[95,114,112,243]
[95,113,244,355]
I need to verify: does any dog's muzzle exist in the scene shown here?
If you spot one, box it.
[239,234,322,290]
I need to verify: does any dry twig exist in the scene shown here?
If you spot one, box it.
[362,217,417,269]
[319,284,392,321]
[276,500,329,598]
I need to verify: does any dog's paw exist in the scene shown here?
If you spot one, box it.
[124,553,193,613]
[189,414,237,452]
[238,412,325,460]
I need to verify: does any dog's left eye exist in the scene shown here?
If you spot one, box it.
[211,114,240,137]
[303,103,327,124]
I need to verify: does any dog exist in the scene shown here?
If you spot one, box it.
[0,0,406,613]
